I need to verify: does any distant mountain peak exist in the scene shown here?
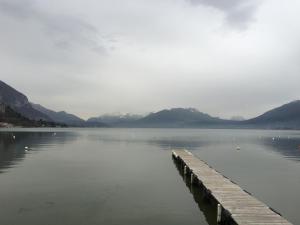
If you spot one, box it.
[164,107,199,113]
[133,107,225,128]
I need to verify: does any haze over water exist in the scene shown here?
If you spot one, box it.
[0,128,299,225]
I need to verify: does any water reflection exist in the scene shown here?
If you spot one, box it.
[0,132,78,173]
[148,138,209,150]
[259,137,300,161]
[85,130,211,150]
[173,157,218,225]
[84,129,300,162]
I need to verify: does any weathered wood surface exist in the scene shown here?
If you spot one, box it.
[172,149,293,225]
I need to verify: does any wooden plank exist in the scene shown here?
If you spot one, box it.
[172,150,293,225]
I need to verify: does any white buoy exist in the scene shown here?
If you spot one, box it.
[236,146,240,150]
[12,135,16,139]
[272,137,275,141]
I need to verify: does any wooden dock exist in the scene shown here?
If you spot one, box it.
[172,149,293,225]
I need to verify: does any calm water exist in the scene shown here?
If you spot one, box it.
[0,128,300,225]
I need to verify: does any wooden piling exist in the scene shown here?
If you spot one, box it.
[217,203,222,223]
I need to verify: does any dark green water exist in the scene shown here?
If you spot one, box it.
[0,128,299,225]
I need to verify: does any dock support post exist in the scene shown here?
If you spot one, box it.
[191,173,195,184]
[202,185,208,197]
[184,165,187,175]
[217,203,222,224]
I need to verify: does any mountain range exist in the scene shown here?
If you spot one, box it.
[86,103,300,129]
[0,80,106,127]
[31,103,86,126]
[0,103,65,127]
[0,80,51,121]
[1,80,300,129]
[87,113,143,126]
[126,108,231,128]
[241,100,300,129]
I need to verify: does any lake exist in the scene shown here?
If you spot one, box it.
[0,128,299,225]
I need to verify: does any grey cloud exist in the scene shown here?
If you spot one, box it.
[0,0,35,19]
[0,0,299,119]
[188,0,259,29]
[0,0,105,53]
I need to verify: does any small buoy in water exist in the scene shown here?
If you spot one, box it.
[236,146,240,150]
[272,137,275,141]
[12,135,15,139]
[24,146,29,151]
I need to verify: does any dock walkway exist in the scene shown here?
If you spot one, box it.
[172,149,293,225]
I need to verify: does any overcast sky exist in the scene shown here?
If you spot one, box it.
[1,0,300,119]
